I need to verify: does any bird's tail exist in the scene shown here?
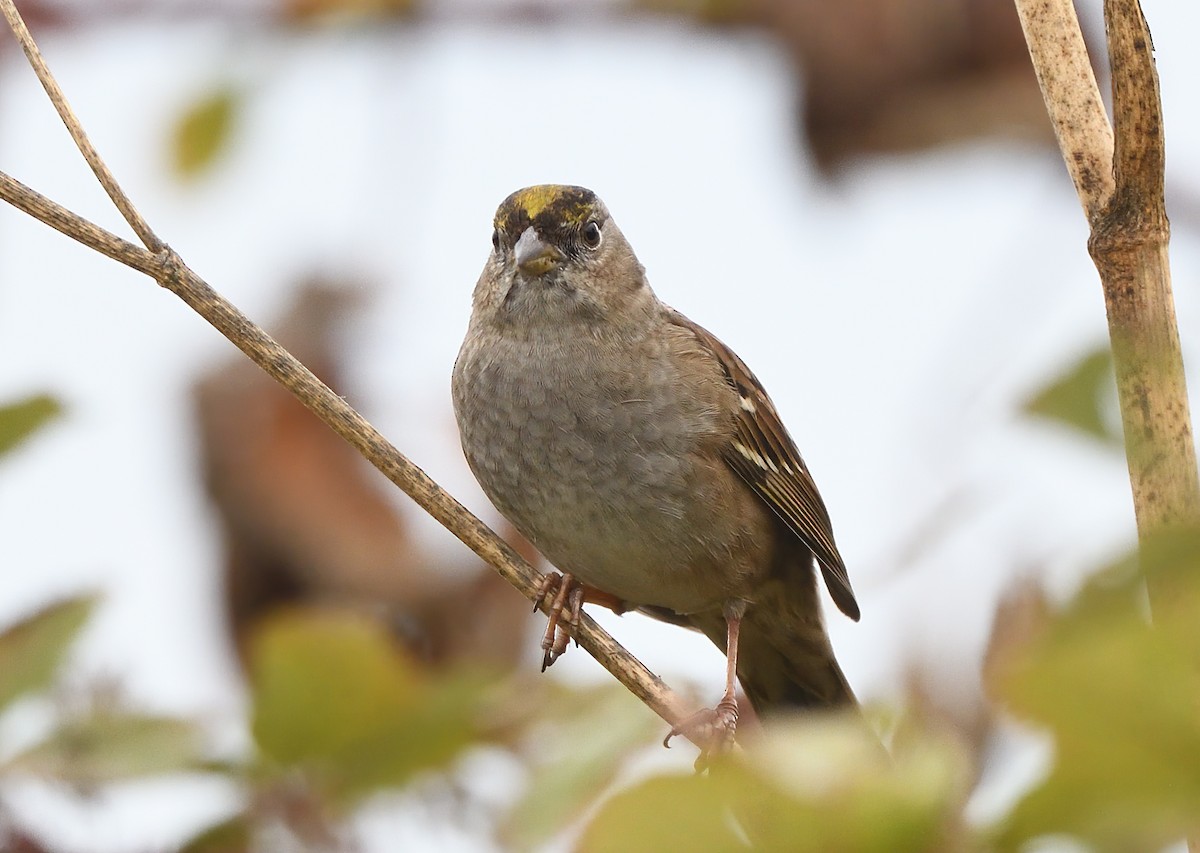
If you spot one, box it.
[734,602,856,714]
[677,574,856,716]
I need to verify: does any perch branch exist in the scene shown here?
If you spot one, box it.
[0,0,699,745]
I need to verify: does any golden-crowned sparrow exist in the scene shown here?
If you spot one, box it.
[452,185,859,751]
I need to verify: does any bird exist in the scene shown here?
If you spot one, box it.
[451,185,859,756]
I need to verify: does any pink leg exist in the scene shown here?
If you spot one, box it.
[664,601,745,768]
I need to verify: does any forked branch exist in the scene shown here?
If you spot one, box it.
[0,0,698,743]
[1014,0,1200,599]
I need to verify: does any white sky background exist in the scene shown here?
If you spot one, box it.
[0,3,1198,850]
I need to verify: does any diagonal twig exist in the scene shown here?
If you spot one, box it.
[0,0,158,249]
[0,0,700,745]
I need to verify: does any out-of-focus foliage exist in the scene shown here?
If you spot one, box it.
[0,595,94,714]
[286,0,417,22]
[172,86,240,178]
[8,711,206,786]
[0,393,62,458]
[0,591,205,788]
[502,685,661,850]
[179,816,251,853]
[249,608,488,808]
[1024,347,1121,445]
[991,529,1200,851]
[2,372,1198,853]
[196,282,532,675]
[209,611,664,850]
[582,715,970,853]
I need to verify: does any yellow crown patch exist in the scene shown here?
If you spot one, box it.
[495,185,598,234]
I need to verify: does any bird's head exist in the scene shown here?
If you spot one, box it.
[472,185,653,332]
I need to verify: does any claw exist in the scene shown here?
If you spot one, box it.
[569,584,585,649]
[534,573,555,613]
[537,572,586,671]
[663,695,739,770]
[534,573,628,671]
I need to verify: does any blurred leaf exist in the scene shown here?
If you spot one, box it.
[993,530,1200,851]
[180,815,251,853]
[981,580,1051,701]
[503,685,660,850]
[0,595,95,714]
[173,86,240,178]
[0,394,62,458]
[249,609,484,806]
[581,769,747,853]
[6,712,205,784]
[287,0,417,20]
[582,715,967,853]
[1024,347,1121,444]
[748,717,967,852]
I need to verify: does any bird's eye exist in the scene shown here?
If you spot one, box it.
[491,228,501,252]
[581,220,602,249]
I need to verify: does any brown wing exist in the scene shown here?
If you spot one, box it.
[665,309,860,622]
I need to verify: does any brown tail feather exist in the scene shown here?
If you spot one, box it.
[686,590,855,715]
[640,560,855,715]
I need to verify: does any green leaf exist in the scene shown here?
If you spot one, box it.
[503,685,660,850]
[581,715,967,853]
[581,769,748,853]
[1024,347,1121,444]
[179,815,251,853]
[249,609,483,806]
[6,712,205,784]
[172,86,240,178]
[993,530,1200,851]
[0,394,63,458]
[0,595,96,714]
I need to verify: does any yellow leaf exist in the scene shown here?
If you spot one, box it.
[172,86,239,178]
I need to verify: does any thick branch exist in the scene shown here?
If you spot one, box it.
[1103,0,1164,194]
[1017,4,1199,848]
[1013,0,1114,218]
[1016,0,1200,591]
[1088,0,1200,550]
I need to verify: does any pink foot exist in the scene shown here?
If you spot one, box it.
[663,695,739,769]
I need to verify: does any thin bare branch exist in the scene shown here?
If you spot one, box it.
[0,2,701,748]
[0,0,160,250]
[155,250,695,731]
[0,170,158,275]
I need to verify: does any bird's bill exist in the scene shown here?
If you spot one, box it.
[514,227,564,277]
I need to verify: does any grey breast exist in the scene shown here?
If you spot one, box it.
[453,331,719,610]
